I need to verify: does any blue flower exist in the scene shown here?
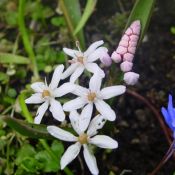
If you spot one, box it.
[161,94,175,138]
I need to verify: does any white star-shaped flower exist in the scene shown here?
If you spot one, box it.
[61,40,108,82]
[47,110,118,175]
[63,73,126,121]
[25,65,75,124]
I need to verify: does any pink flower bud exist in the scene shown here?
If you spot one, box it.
[124,72,140,85]
[123,53,134,62]
[100,52,112,67]
[112,20,141,63]
[120,61,133,72]
[111,51,122,63]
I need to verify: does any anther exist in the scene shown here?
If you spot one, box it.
[42,90,50,98]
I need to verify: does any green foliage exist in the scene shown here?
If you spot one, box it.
[0,53,30,64]
[15,140,64,174]
[1,116,53,139]
[59,0,85,49]
[74,0,97,35]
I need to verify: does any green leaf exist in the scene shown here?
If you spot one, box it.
[125,0,156,43]
[51,16,65,27]
[1,116,53,139]
[74,0,97,35]
[59,0,85,49]
[15,144,39,173]
[35,140,64,172]
[0,52,30,64]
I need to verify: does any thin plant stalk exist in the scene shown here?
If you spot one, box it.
[149,140,175,175]
[18,0,39,79]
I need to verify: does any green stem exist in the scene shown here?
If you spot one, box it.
[18,92,33,123]
[18,0,39,79]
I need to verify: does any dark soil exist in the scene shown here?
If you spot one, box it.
[66,0,175,175]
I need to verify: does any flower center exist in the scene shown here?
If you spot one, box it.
[42,90,50,98]
[87,92,96,102]
[77,56,84,64]
[78,133,88,144]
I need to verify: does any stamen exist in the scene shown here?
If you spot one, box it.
[42,90,50,98]
[77,56,84,64]
[87,92,96,102]
[76,41,81,52]
[78,133,88,144]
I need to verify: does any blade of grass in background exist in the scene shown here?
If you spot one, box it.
[0,53,30,64]
[1,116,53,139]
[74,0,97,35]
[59,0,85,49]
[18,0,39,79]
[125,0,156,44]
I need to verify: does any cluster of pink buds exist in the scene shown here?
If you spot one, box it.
[111,20,141,85]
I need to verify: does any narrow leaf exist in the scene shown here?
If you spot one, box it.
[125,0,156,43]
[74,0,97,35]
[18,92,33,123]
[1,115,53,139]
[59,0,85,49]
[0,52,30,64]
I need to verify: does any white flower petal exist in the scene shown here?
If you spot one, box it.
[79,103,93,133]
[61,63,78,79]
[63,48,80,58]
[89,74,103,93]
[87,47,108,62]
[61,142,81,169]
[63,97,87,111]
[83,144,99,175]
[34,101,49,124]
[70,66,84,83]
[69,110,81,135]
[54,83,75,97]
[25,93,44,104]
[72,85,89,97]
[49,65,64,89]
[85,63,105,78]
[89,135,118,149]
[31,82,46,93]
[87,115,106,137]
[84,40,104,57]
[49,99,65,121]
[100,85,126,99]
[95,100,116,121]
[47,126,77,141]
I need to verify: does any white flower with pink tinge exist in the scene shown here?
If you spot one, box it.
[25,65,75,124]
[63,73,126,121]
[124,72,140,85]
[111,20,141,72]
[47,112,118,175]
[61,40,108,82]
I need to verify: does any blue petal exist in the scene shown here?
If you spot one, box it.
[161,107,174,130]
[167,94,175,127]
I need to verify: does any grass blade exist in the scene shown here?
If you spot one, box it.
[0,52,30,64]
[74,0,97,35]
[59,0,85,49]
[1,115,53,139]
[18,0,39,79]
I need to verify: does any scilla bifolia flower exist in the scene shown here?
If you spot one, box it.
[63,73,126,121]
[111,20,141,85]
[25,65,75,124]
[61,40,108,82]
[47,111,118,175]
[161,94,175,138]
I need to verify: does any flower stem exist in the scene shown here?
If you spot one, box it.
[149,140,175,175]
[18,0,39,79]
